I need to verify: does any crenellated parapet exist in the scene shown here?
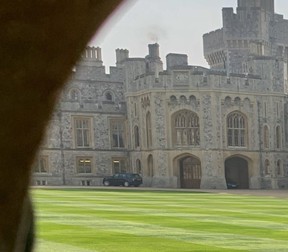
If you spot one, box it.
[128,65,287,95]
[202,0,288,75]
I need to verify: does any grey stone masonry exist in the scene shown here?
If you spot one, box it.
[34,1,288,190]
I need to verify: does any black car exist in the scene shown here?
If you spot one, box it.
[227,181,238,189]
[103,173,142,187]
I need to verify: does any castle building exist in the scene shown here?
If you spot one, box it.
[33,0,288,189]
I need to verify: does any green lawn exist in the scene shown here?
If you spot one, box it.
[32,188,288,252]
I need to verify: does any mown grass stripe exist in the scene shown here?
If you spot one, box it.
[32,189,288,252]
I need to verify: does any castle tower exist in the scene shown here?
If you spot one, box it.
[203,0,276,73]
[116,48,129,67]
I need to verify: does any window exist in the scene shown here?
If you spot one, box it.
[81,180,91,186]
[112,159,127,173]
[224,96,232,105]
[170,95,177,102]
[227,111,246,147]
[189,95,196,104]
[134,103,137,116]
[180,95,187,102]
[146,112,152,148]
[33,156,48,173]
[147,154,153,177]
[263,125,269,149]
[74,117,92,148]
[105,91,113,101]
[136,159,142,174]
[264,159,270,175]
[70,89,80,101]
[173,110,200,146]
[263,102,267,117]
[277,160,282,176]
[110,120,125,148]
[276,102,280,118]
[76,157,92,173]
[134,125,140,148]
[276,125,281,149]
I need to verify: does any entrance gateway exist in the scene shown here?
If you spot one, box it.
[179,156,201,189]
[178,155,249,189]
[225,156,249,189]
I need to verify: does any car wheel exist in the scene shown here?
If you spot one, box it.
[103,181,110,186]
[124,181,129,187]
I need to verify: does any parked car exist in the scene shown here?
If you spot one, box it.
[227,181,238,189]
[103,173,143,187]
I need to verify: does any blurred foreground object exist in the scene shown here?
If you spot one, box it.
[0,0,124,251]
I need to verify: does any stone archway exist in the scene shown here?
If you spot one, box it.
[225,156,249,189]
[179,156,201,189]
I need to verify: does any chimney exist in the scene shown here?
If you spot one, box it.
[166,53,188,70]
[148,43,160,58]
[81,46,103,67]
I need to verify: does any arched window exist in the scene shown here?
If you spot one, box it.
[264,159,270,175]
[227,111,246,147]
[147,154,153,177]
[105,91,113,101]
[263,125,269,149]
[276,125,281,149]
[180,95,187,102]
[173,110,200,146]
[170,95,176,102]
[136,159,141,174]
[189,95,196,103]
[224,96,232,105]
[146,112,152,148]
[234,97,241,105]
[134,125,140,148]
[277,160,282,176]
[70,89,80,101]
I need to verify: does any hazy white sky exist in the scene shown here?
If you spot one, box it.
[90,0,288,70]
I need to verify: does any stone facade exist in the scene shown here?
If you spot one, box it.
[33,0,288,189]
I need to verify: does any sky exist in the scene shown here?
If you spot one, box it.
[90,0,288,71]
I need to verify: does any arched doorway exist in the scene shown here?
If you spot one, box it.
[225,156,249,189]
[179,156,201,189]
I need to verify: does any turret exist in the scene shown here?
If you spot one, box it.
[80,46,103,67]
[116,48,129,67]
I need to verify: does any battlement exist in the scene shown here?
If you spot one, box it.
[237,0,274,13]
[128,64,285,95]
[116,48,129,66]
[203,29,224,55]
